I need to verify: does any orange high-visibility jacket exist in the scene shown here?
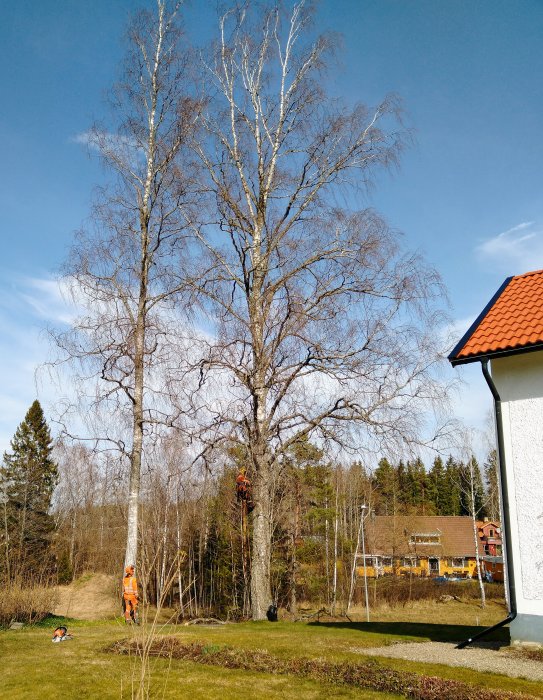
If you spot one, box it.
[123,575,138,598]
[236,473,251,492]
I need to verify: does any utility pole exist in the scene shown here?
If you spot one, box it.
[360,504,370,622]
[347,504,370,619]
[0,476,10,582]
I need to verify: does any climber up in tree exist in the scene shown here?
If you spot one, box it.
[236,467,255,513]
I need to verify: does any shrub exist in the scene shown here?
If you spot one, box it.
[0,583,59,628]
[351,577,504,608]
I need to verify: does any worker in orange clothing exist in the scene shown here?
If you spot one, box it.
[236,467,254,513]
[122,565,139,624]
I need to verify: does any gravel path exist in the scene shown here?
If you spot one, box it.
[356,641,543,682]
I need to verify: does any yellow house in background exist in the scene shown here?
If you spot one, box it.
[355,516,498,580]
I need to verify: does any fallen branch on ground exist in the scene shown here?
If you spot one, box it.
[183,618,226,626]
[295,607,328,621]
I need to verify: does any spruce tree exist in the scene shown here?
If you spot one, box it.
[373,458,397,515]
[396,460,407,511]
[404,459,426,512]
[428,456,447,514]
[444,456,461,515]
[403,460,414,508]
[413,457,427,513]
[1,400,58,579]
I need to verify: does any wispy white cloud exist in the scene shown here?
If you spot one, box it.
[19,277,78,325]
[0,275,75,453]
[0,318,48,454]
[70,131,94,146]
[0,274,496,463]
[71,130,141,156]
[475,222,543,274]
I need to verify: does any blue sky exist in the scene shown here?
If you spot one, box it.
[1,0,543,455]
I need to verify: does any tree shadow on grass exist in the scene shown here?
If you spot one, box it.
[308,620,510,647]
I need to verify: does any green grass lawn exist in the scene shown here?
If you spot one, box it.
[1,608,541,699]
[0,617,396,700]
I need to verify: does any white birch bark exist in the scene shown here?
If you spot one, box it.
[469,460,486,609]
[50,1,195,577]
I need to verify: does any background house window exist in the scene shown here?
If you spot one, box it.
[402,557,419,567]
[381,557,392,567]
[409,532,441,545]
[452,557,464,567]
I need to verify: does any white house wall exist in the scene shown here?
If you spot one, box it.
[492,352,543,644]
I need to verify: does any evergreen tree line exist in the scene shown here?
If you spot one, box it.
[372,453,500,520]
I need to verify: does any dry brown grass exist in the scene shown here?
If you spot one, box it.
[0,582,59,628]
[349,598,508,628]
[348,577,504,609]
[53,572,117,620]
[509,647,543,662]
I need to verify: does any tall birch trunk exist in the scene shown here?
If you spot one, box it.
[325,497,330,607]
[472,509,486,608]
[331,482,339,615]
[469,463,486,608]
[289,476,301,615]
[123,0,164,570]
[124,221,150,568]
[50,2,193,578]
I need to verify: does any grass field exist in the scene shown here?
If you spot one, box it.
[1,600,542,699]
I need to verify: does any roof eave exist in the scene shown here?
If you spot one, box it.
[450,341,543,367]
[448,276,513,365]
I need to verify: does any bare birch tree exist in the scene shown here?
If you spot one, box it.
[457,453,488,608]
[51,0,198,569]
[188,1,450,619]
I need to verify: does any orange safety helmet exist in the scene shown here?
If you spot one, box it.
[125,565,135,574]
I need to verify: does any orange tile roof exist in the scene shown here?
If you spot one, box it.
[449,269,543,365]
